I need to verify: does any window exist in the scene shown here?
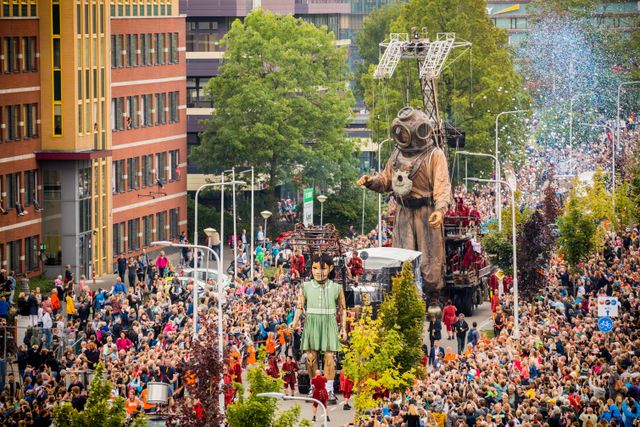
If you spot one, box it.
[113,222,125,256]
[155,92,166,125]
[2,37,19,72]
[7,240,21,274]
[155,152,166,183]
[6,105,20,140]
[111,34,123,67]
[128,218,139,251]
[143,214,153,246]
[169,208,179,239]
[24,103,37,138]
[129,96,139,128]
[186,77,212,108]
[169,32,178,64]
[154,33,165,65]
[54,104,62,135]
[127,157,139,190]
[141,94,153,126]
[186,19,224,52]
[24,170,36,206]
[111,97,124,130]
[6,172,19,209]
[142,154,153,187]
[127,34,138,66]
[26,236,38,272]
[112,160,124,193]
[23,37,37,71]
[156,211,166,241]
[169,150,179,181]
[169,91,178,123]
[141,33,151,66]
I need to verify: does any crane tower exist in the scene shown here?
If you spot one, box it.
[374,31,471,148]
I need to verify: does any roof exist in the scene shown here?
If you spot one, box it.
[354,247,422,270]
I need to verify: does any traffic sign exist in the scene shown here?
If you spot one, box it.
[597,317,613,333]
[597,296,619,317]
[303,188,313,226]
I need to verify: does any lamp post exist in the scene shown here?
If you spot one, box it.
[495,110,526,231]
[317,194,327,226]
[203,227,216,281]
[229,167,255,279]
[467,171,520,338]
[615,81,640,216]
[151,240,225,413]
[377,138,393,247]
[194,179,245,299]
[260,210,272,259]
[256,392,328,427]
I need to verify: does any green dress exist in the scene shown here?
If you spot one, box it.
[301,279,341,352]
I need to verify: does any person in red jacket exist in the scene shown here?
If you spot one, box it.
[266,355,279,379]
[347,250,364,283]
[340,370,354,410]
[223,367,235,406]
[442,300,457,340]
[311,370,329,423]
[282,355,298,397]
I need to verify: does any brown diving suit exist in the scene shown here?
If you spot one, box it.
[364,145,452,294]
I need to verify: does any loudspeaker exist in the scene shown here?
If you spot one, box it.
[297,371,310,395]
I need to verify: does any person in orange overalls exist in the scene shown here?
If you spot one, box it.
[265,332,276,356]
[245,343,256,366]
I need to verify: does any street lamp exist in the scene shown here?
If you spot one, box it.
[260,210,272,255]
[151,240,225,413]
[256,392,328,427]
[466,171,520,338]
[615,81,640,216]
[317,194,328,226]
[194,179,246,292]
[495,109,527,231]
[377,138,393,247]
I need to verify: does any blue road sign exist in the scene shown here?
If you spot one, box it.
[598,317,613,333]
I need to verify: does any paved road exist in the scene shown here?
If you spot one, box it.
[275,301,494,427]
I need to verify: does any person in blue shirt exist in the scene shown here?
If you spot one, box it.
[111,277,127,295]
[621,398,640,427]
[0,296,9,320]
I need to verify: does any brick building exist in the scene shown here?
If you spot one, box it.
[0,0,187,279]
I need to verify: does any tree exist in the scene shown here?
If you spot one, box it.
[557,193,596,270]
[359,0,531,176]
[321,183,379,235]
[517,210,554,300]
[481,205,529,275]
[379,262,425,373]
[193,9,355,201]
[53,364,147,427]
[542,180,561,226]
[167,318,225,427]
[226,352,311,427]
[342,303,414,418]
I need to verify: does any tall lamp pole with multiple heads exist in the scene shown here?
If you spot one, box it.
[256,392,328,427]
[151,240,225,413]
[615,81,640,216]
[495,110,526,231]
[317,194,328,226]
[467,163,520,338]
[194,179,245,294]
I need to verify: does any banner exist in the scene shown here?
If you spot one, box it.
[303,188,314,226]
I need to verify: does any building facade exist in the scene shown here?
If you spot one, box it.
[0,0,187,279]
[487,1,639,45]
